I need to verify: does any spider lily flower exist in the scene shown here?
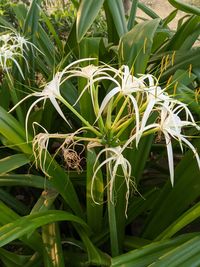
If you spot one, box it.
[0,43,27,79]
[91,146,132,214]
[66,63,117,110]
[123,101,200,186]
[0,30,41,79]
[136,74,179,146]
[95,65,143,133]
[32,123,50,175]
[10,72,71,140]
[9,58,100,140]
[158,104,200,185]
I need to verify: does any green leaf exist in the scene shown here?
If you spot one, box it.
[151,236,200,267]
[0,210,88,248]
[42,223,65,267]
[0,174,51,189]
[163,15,200,51]
[0,248,30,266]
[138,2,160,19]
[160,48,200,81]
[0,189,28,215]
[106,0,127,37]
[168,70,200,117]
[0,201,43,252]
[76,0,104,42]
[23,0,42,35]
[142,140,200,239]
[0,154,30,174]
[127,0,139,30]
[40,9,63,54]
[111,233,198,267]
[156,201,200,240]
[0,107,32,154]
[168,0,200,16]
[86,148,103,234]
[162,9,178,27]
[12,2,27,29]
[119,19,160,73]
[0,107,83,218]
[78,37,101,124]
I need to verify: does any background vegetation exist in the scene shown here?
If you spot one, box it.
[0,0,199,266]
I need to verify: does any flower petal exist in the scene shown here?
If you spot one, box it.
[164,131,174,186]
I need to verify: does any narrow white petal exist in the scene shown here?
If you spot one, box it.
[49,96,71,127]
[122,123,159,152]
[137,99,155,146]
[97,87,120,120]
[181,136,200,170]
[61,58,96,76]
[25,96,46,141]
[9,93,37,113]
[164,131,174,186]
[128,94,140,141]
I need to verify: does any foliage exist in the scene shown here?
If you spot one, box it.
[0,0,199,266]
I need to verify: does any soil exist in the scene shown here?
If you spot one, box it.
[137,0,200,29]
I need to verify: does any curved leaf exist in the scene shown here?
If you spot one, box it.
[0,174,51,189]
[168,0,200,16]
[106,0,127,37]
[0,154,30,174]
[156,201,200,240]
[0,210,88,247]
[111,233,198,267]
[119,19,160,73]
[76,0,104,42]
[142,140,200,239]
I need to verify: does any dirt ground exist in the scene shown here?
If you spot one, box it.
[137,0,200,29]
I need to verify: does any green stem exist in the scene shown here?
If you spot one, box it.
[106,151,120,257]
[59,96,102,137]
[93,84,105,132]
[115,116,135,138]
[112,97,129,127]
[105,98,113,129]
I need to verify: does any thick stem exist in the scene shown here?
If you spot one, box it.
[59,96,102,137]
[106,151,120,257]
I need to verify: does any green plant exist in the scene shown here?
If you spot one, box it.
[0,0,199,266]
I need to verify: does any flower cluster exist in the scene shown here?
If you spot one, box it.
[11,59,200,207]
[0,28,39,79]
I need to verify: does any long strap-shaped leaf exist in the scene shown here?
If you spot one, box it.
[119,19,160,73]
[111,233,198,267]
[127,0,139,30]
[0,154,30,174]
[0,210,88,248]
[168,0,200,16]
[156,201,200,240]
[0,174,52,189]
[0,107,83,217]
[23,0,42,35]
[106,0,127,37]
[142,140,200,239]
[76,0,104,42]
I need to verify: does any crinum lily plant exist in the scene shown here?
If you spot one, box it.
[0,28,41,79]
[11,59,200,213]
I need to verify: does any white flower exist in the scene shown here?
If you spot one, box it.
[69,63,117,110]
[0,30,41,79]
[9,58,97,140]
[10,72,71,140]
[158,103,200,185]
[136,74,175,145]
[123,101,200,186]
[91,146,132,214]
[95,65,142,134]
